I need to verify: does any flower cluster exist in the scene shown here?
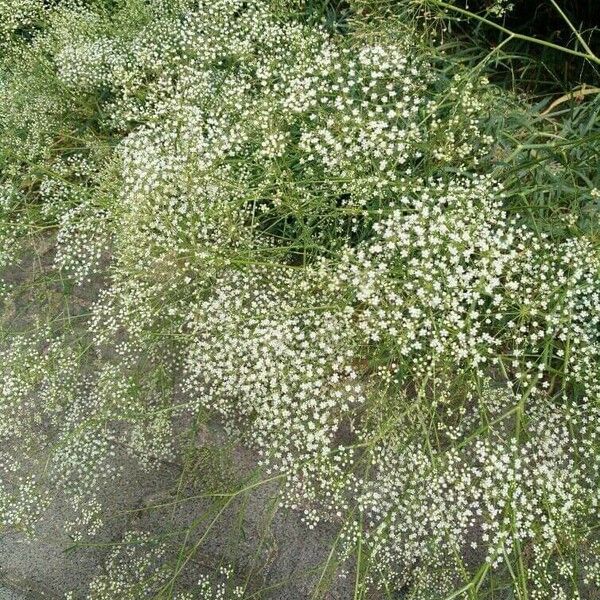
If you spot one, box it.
[0,0,598,597]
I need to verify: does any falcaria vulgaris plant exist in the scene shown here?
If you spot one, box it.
[0,0,599,598]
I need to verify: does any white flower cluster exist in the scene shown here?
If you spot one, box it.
[350,391,600,593]
[0,0,43,45]
[0,0,598,596]
[0,327,175,543]
[83,531,169,599]
[194,566,245,600]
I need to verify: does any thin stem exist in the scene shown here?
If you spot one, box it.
[548,0,596,59]
[428,0,600,66]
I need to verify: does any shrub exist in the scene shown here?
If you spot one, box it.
[0,0,599,597]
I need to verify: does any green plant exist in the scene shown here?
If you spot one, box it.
[0,1,599,598]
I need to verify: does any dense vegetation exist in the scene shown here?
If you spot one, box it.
[0,0,599,598]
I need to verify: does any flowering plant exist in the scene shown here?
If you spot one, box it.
[0,0,599,598]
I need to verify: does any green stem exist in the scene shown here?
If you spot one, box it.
[429,0,600,66]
